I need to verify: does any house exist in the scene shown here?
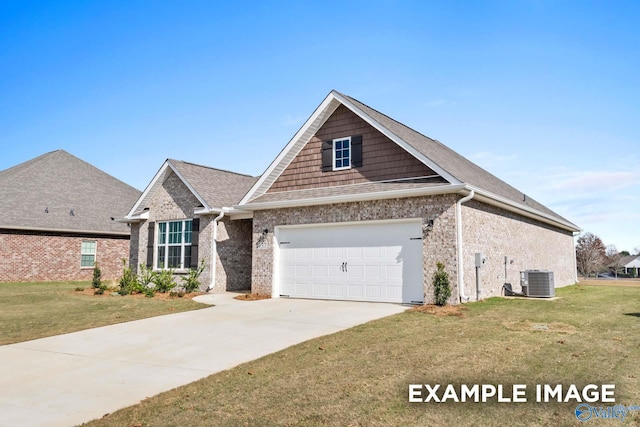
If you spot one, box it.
[0,150,141,282]
[616,255,640,277]
[122,159,257,292]
[125,90,580,304]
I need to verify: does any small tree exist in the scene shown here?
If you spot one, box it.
[433,261,451,306]
[576,232,606,277]
[91,262,102,289]
[118,259,140,295]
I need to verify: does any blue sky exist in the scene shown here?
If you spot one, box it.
[1,1,638,252]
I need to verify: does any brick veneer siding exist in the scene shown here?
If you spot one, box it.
[251,195,459,304]
[0,230,129,282]
[129,171,251,292]
[460,200,577,300]
[268,105,436,192]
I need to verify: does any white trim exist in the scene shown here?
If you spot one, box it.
[125,160,211,219]
[239,184,467,211]
[332,136,351,171]
[80,239,97,269]
[239,95,341,205]
[154,219,193,270]
[331,92,461,185]
[467,186,580,232]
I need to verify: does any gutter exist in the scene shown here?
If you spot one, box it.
[238,184,467,211]
[456,189,475,303]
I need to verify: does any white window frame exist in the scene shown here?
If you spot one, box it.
[332,136,352,171]
[80,240,97,268]
[155,219,193,270]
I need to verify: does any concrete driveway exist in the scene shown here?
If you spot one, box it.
[0,293,406,427]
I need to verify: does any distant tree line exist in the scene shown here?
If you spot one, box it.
[575,232,639,277]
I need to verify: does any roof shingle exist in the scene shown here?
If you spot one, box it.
[0,150,141,235]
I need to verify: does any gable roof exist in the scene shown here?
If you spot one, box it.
[239,90,580,232]
[0,150,141,235]
[125,159,257,218]
[617,255,640,268]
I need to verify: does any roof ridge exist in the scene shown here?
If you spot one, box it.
[169,159,256,178]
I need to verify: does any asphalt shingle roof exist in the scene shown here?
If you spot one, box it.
[338,92,577,227]
[0,150,141,235]
[167,160,257,209]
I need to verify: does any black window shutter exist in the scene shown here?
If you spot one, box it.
[146,222,155,268]
[352,135,363,167]
[190,218,200,268]
[321,140,333,172]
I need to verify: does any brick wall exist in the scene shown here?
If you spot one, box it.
[0,230,129,283]
[251,195,577,305]
[460,200,576,300]
[251,195,459,304]
[130,171,251,292]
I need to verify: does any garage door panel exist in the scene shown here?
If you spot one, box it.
[313,283,328,297]
[277,220,424,303]
[347,284,364,298]
[328,284,344,298]
[347,264,364,278]
[312,265,328,278]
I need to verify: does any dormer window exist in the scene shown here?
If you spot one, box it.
[333,137,351,170]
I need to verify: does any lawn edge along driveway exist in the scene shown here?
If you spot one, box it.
[0,293,406,427]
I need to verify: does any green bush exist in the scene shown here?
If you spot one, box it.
[91,263,102,289]
[433,261,451,306]
[153,268,176,293]
[181,260,206,293]
[138,263,154,288]
[118,259,140,295]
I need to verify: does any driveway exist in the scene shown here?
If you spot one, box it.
[0,293,406,427]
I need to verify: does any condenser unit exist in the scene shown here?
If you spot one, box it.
[521,270,555,298]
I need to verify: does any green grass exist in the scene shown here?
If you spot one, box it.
[83,284,640,427]
[0,281,207,345]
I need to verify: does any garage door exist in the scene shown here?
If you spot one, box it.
[276,220,424,304]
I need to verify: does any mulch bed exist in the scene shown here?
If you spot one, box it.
[409,304,466,317]
[233,293,271,301]
[75,288,204,300]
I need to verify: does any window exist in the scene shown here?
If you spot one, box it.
[156,219,192,269]
[81,241,96,267]
[333,137,351,170]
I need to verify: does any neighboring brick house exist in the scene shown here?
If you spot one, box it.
[237,91,580,304]
[125,91,580,304]
[0,150,141,282]
[121,159,256,292]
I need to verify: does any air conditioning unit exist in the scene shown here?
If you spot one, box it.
[521,270,555,298]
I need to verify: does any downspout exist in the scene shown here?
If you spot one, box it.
[456,189,475,303]
[208,211,225,292]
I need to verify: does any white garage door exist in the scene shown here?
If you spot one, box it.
[276,220,424,304]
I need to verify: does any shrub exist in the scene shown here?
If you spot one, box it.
[433,261,451,306]
[138,263,154,288]
[153,268,176,293]
[75,287,84,292]
[91,263,102,289]
[181,260,206,293]
[118,259,140,296]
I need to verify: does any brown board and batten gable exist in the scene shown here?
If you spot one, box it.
[268,105,439,192]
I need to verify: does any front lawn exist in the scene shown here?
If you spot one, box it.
[84,284,640,426]
[0,281,207,345]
